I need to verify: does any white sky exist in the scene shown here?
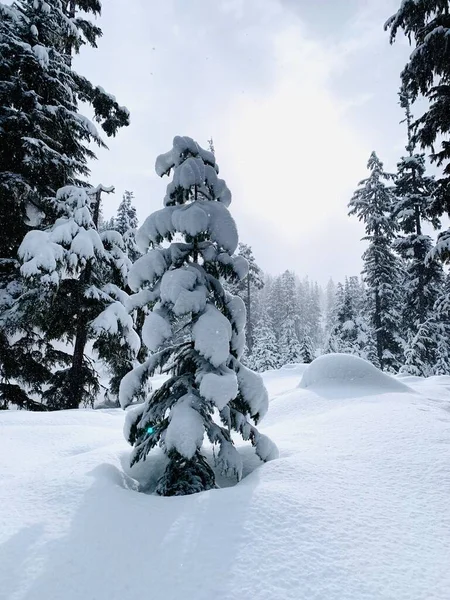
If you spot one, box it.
[75,0,412,284]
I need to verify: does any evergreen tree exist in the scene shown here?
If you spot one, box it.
[324,277,372,359]
[227,243,264,352]
[402,274,450,376]
[299,333,315,364]
[279,317,302,366]
[349,152,404,372]
[17,185,138,408]
[251,307,280,372]
[0,0,129,407]
[120,136,277,496]
[393,89,444,330]
[324,282,344,353]
[325,278,337,336]
[386,1,450,262]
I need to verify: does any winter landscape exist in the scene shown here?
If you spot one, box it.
[1,1,450,599]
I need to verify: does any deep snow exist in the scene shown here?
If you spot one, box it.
[1,356,450,600]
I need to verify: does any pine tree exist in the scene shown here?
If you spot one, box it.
[120,136,277,496]
[17,185,138,408]
[402,273,450,376]
[393,89,444,329]
[227,243,264,352]
[349,152,404,372]
[325,278,337,336]
[299,333,315,364]
[324,282,344,353]
[392,89,445,373]
[279,317,302,366]
[324,277,373,359]
[386,0,450,261]
[251,307,279,372]
[0,0,129,407]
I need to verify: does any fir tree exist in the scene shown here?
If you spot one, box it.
[120,136,277,496]
[349,152,404,372]
[324,277,372,359]
[279,317,302,366]
[299,333,315,364]
[251,307,279,372]
[402,274,450,376]
[0,0,129,407]
[17,185,138,408]
[386,0,450,261]
[227,243,264,352]
[393,89,444,330]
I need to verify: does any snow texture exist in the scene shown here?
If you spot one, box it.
[127,250,167,292]
[192,305,232,367]
[2,367,450,600]
[142,310,172,352]
[91,301,140,356]
[164,393,205,459]
[160,267,207,316]
[199,369,239,410]
[236,363,269,419]
[300,353,412,394]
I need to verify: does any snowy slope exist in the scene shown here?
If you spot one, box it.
[1,357,450,600]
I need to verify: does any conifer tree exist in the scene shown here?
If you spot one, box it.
[349,152,404,372]
[251,307,280,372]
[386,0,450,261]
[324,277,372,359]
[17,185,139,408]
[299,333,315,364]
[279,317,302,366]
[0,0,129,407]
[227,243,264,352]
[402,274,450,376]
[120,136,277,496]
[393,89,444,331]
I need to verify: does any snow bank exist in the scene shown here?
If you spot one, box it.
[2,367,449,600]
[300,353,412,395]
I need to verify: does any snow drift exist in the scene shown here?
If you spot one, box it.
[299,353,412,396]
[1,365,449,600]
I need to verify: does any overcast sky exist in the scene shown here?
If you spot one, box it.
[75,0,411,284]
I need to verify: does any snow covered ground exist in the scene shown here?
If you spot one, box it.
[1,356,450,600]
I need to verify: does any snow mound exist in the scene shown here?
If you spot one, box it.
[299,353,412,395]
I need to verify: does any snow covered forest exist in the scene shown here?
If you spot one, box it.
[1,0,450,598]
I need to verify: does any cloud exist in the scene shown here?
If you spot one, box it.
[215,14,372,280]
[77,0,407,283]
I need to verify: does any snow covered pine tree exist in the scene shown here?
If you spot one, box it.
[18,185,139,408]
[120,136,278,496]
[349,152,404,372]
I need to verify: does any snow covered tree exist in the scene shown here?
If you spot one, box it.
[299,333,315,364]
[324,277,373,359]
[402,273,450,376]
[250,307,279,372]
[0,0,129,407]
[279,317,302,366]
[0,0,129,260]
[349,152,403,372]
[392,89,445,373]
[298,278,322,348]
[226,243,264,352]
[386,0,450,262]
[120,136,277,496]
[393,91,444,324]
[17,185,139,409]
